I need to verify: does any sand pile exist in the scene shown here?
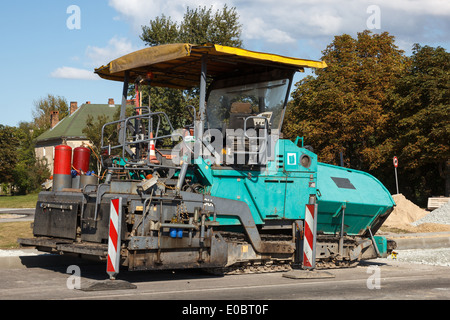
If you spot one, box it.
[383,194,450,232]
[384,194,428,228]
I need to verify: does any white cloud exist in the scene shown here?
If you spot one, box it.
[304,10,344,36]
[50,67,100,80]
[108,0,184,32]
[50,36,142,81]
[45,1,449,84]
[108,0,160,31]
[86,36,143,67]
[244,17,296,44]
[108,0,449,43]
[104,0,449,58]
[108,0,233,32]
[377,0,450,16]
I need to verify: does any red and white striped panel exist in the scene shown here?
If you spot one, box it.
[303,204,316,268]
[107,198,122,278]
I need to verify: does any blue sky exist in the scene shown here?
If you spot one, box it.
[0,0,449,127]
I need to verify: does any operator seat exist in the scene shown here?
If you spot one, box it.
[229,102,253,130]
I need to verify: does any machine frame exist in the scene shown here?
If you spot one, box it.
[19,44,395,276]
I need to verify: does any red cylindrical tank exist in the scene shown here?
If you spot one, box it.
[73,146,91,173]
[53,145,72,175]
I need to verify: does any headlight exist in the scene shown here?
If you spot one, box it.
[300,154,311,168]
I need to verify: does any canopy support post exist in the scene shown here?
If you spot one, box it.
[119,71,130,145]
[198,54,207,142]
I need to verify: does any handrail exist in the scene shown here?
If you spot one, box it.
[242,115,269,158]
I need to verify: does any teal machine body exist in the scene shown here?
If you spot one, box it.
[196,138,395,253]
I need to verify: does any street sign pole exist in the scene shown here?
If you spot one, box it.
[393,156,399,194]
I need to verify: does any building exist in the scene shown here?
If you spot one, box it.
[35,99,119,172]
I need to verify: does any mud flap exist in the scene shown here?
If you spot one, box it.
[33,202,79,240]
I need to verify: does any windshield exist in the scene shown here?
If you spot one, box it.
[206,78,290,131]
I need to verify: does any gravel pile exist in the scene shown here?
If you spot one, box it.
[393,248,450,267]
[411,201,450,226]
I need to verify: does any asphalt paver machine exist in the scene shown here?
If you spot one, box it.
[19,44,396,277]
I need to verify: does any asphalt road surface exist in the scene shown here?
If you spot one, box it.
[0,208,34,222]
[0,255,449,303]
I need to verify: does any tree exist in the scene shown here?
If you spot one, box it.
[141,5,242,47]
[284,31,407,172]
[82,106,131,176]
[389,44,450,200]
[140,15,179,47]
[284,32,449,204]
[0,125,20,185]
[82,113,111,176]
[32,94,68,130]
[12,122,50,194]
[136,5,243,133]
[0,122,49,194]
[179,5,242,46]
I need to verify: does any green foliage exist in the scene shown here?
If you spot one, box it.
[141,5,242,47]
[137,5,243,140]
[12,122,50,194]
[389,44,450,201]
[83,107,122,174]
[83,114,113,155]
[32,94,69,130]
[0,122,50,195]
[179,5,242,47]
[285,31,406,171]
[0,125,20,184]
[82,114,111,174]
[391,44,449,168]
[284,31,449,204]
[140,15,178,47]
[82,106,136,174]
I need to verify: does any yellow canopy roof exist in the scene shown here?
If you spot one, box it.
[95,43,327,89]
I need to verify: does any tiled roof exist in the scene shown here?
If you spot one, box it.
[35,103,119,143]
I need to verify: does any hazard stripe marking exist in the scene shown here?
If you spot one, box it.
[107,198,122,278]
[303,204,315,268]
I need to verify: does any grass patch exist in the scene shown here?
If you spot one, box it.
[0,193,38,208]
[0,221,33,249]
